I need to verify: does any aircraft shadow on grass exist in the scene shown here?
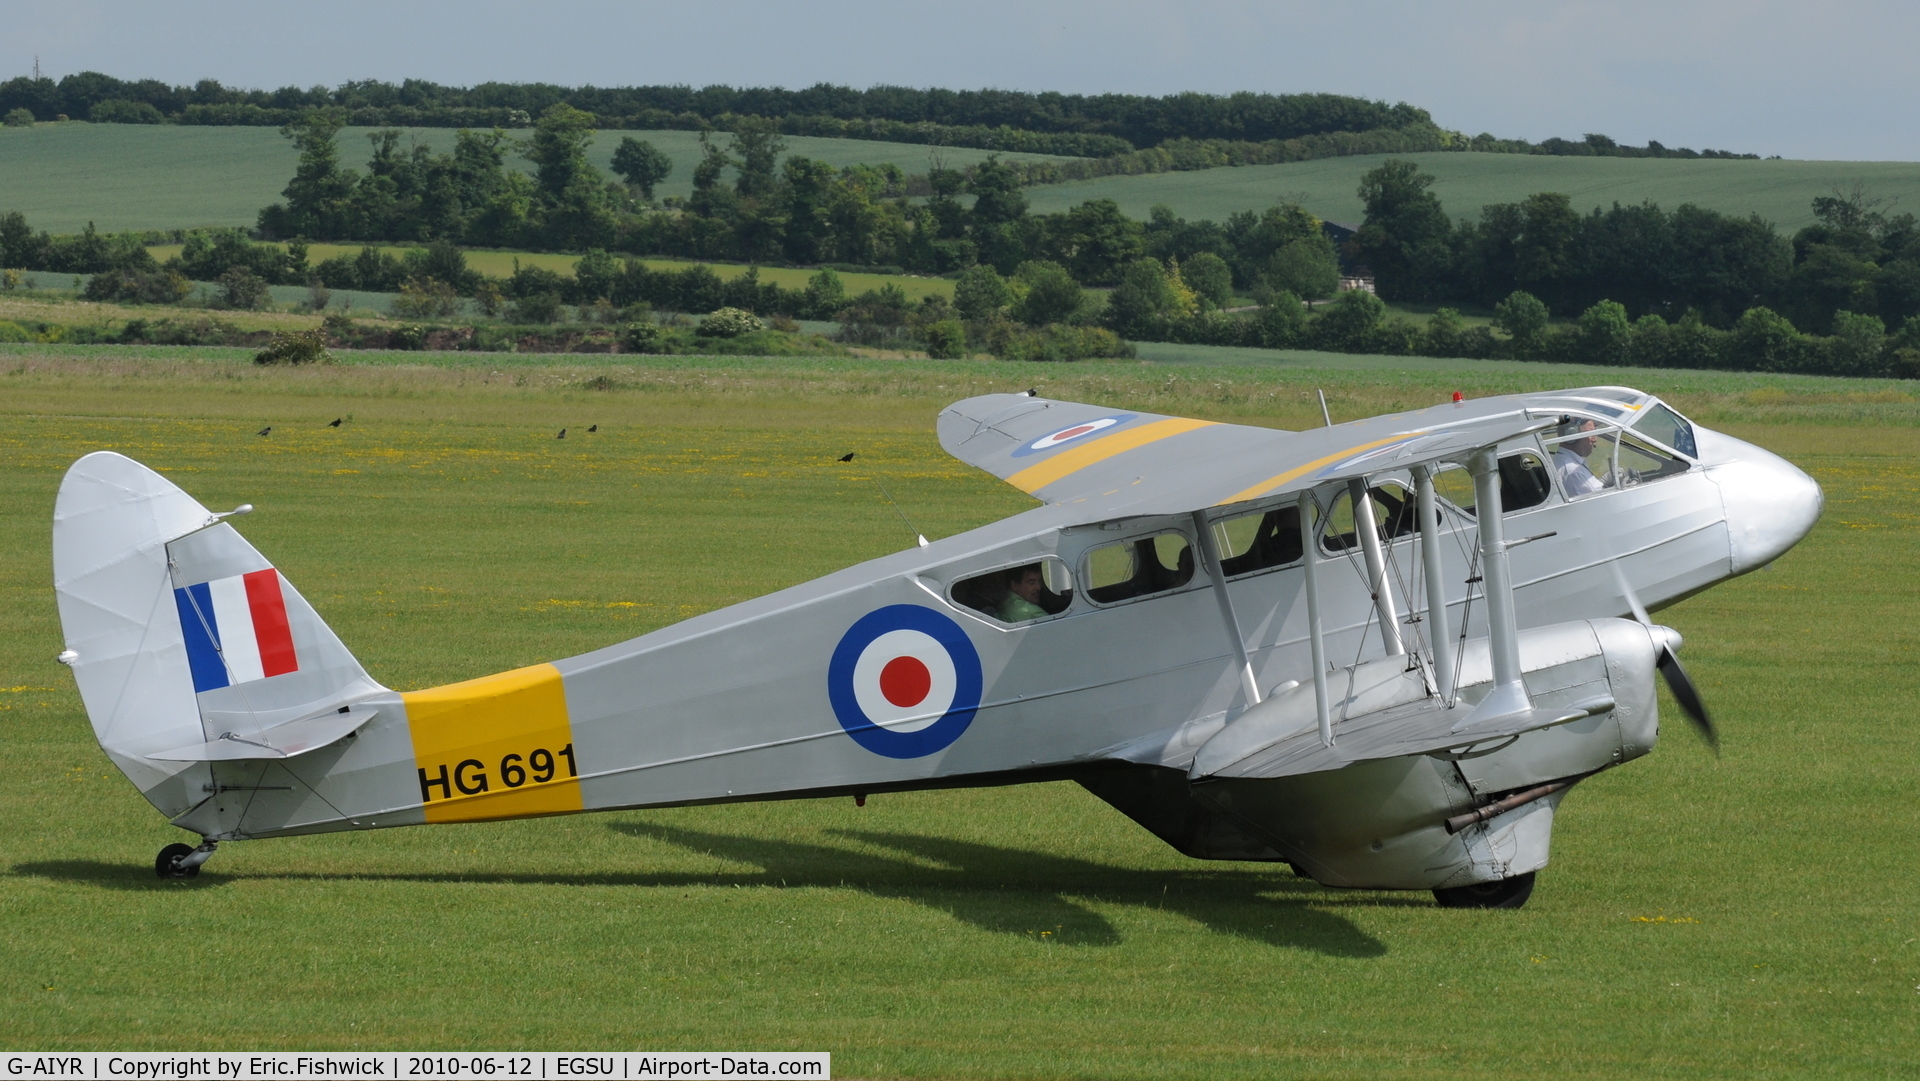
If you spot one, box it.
[614,821,1392,958]
[14,823,1397,958]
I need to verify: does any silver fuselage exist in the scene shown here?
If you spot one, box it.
[158,391,1821,843]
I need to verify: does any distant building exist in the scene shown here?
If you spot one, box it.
[1321,221,1374,293]
[1321,220,1360,247]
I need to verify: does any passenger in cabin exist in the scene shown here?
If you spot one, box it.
[1553,417,1610,496]
[996,564,1049,623]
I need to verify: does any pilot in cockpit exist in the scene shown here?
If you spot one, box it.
[1553,416,1610,496]
[996,564,1049,623]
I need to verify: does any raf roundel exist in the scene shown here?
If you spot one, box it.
[828,605,984,758]
[1009,414,1137,458]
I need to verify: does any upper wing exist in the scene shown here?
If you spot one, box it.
[937,393,1296,508]
[938,392,1549,520]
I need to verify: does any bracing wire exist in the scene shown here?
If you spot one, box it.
[1452,510,1484,703]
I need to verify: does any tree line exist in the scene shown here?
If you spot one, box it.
[11,129,1910,375]
[1097,278,1919,378]
[5,122,1902,349]
[245,108,1353,286]
[0,71,1760,168]
[0,74,1421,146]
[1347,160,1920,335]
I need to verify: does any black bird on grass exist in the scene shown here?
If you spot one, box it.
[328,418,342,428]
[587,424,597,432]
[837,452,855,462]
[256,426,271,437]
[556,428,567,439]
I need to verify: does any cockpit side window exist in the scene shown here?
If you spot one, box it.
[1213,504,1304,576]
[1544,420,1619,499]
[1630,402,1698,458]
[1545,416,1689,498]
[951,558,1073,625]
[1616,432,1690,486]
[1084,531,1194,605]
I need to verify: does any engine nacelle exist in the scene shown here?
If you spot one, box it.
[1188,618,1662,891]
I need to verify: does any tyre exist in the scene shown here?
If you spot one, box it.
[1433,871,1535,909]
[155,842,199,879]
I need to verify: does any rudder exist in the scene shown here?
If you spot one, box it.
[53,452,383,819]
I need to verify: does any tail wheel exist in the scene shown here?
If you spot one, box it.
[1433,871,1535,909]
[155,842,199,879]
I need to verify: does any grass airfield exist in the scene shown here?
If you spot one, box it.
[0,344,1915,1076]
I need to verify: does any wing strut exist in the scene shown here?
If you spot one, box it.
[1457,445,1529,727]
[1348,478,1405,657]
[1412,464,1457,705]
[1191,510,1261,708]
[1297,490,1334,747]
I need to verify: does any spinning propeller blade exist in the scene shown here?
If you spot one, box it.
[1611,562,1719,754]
[1655,647,1718,752]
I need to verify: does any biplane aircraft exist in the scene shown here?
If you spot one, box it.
[52,385,1821,907]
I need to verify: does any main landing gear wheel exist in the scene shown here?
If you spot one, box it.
[155,842,199,879]
[1433,871,1536,909]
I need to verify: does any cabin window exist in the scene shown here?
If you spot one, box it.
[1084,531,1194,604]
[1212,504,1304,576]
[950,558,1073,624]
[1319,482,1418,554]
[1499,452,1553,510]
[1432,466,1478,513]
[1630,401,1698,458]
[1429,455,1553,517]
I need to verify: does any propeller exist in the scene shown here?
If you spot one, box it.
[1612,562,1718,754]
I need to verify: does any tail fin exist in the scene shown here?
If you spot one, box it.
[53,452,383,818]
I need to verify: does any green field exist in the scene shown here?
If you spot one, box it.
[1025,151,1920,230]
[9,125,1920,242]
[138,242,957,300]
[0,124,1075,235]
[1,344,1915,1075]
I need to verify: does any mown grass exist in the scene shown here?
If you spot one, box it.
[0,345,1914,1075]
[1025,151,1920,230]
[0,123,1072,235]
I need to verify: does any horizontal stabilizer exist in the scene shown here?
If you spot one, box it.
[149,706,378,762]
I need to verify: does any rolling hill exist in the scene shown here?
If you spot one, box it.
[1023,151,1920,230]
[0,123,1073,234]
[4,124,1918,240]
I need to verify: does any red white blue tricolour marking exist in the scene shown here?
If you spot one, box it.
[174,569,299,693]
[828,605,983,758]
[1009,414,1136,458]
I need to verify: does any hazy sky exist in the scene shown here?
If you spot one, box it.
[6,0,1914,161]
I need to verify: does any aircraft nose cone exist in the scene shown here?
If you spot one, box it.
[1704,435,1824,574]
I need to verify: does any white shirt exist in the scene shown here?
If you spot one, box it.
[1554,445,1606,496]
